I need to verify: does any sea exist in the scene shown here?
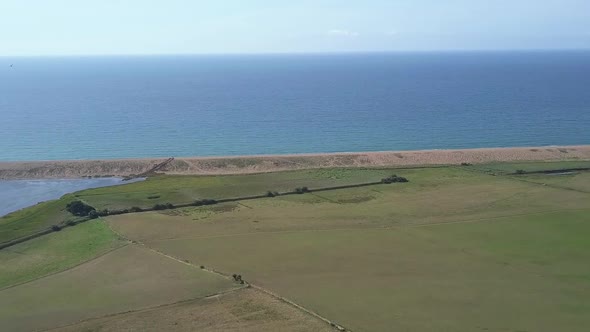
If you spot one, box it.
[1,51,589,162]
[1,51,589,216]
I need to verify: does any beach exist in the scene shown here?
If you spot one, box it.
[1,145,589,180]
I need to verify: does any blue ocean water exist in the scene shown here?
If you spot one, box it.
[0,178,143,217]
[0,51,589,161]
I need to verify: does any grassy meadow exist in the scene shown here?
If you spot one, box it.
[0,244,238,332]
[0,220,124,289]
[0,195,78,244]
[1,161,589,331]
[74,168,400,210]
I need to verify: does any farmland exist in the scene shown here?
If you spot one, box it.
[1,161,589,331]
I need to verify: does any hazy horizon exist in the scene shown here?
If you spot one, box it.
[1,0,589,56]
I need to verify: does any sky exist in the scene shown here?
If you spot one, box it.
[1,0,589,56]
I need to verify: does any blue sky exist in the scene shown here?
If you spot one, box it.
[1,0,589,56]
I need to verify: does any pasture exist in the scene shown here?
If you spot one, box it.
[0,195,77,244]
[74,168,401,210]
[0,220,124,289]
[0,244,237,332]
[106,165,590,332]
[54,288,333,332]
[1,161,589,331]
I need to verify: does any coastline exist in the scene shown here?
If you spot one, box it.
[1,145,589,180]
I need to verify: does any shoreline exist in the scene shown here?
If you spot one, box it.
[1,145,589,180]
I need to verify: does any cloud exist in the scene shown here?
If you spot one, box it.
[327,29,360,38]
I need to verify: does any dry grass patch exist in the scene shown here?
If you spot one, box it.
[53,288,334,332]
[0,245,236,332]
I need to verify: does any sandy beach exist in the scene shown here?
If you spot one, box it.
[1,145,589,180]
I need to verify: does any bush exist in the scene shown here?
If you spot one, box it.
[515,169,526,174]
[97,209,110,217]
[66,200,96,216]
[51,225,62,232]
[153,203,175,210]
[381,175,409,184]
[461,162,473,166]
[295,187,310,194]
[266,191,276,197]
[88,210,99,219]
[193,199,217,206]
[130,206,143,213]
[153,204,168,210]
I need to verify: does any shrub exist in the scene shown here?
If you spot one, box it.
[51,225,62,232]
[152,203,174,210]
[515,169,526,174]
[461,162,473,166]
[295,187,310,194]
[66,200,96,216]
[97,209,110,217]
[88,210,99,219]
[381,175,409,184]
[130,206,143,213]
[193,199,217,206]
[266,191,276,197]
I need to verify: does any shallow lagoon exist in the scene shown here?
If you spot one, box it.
[0,178,143,217]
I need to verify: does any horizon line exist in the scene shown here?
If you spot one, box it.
[2,48,590,58]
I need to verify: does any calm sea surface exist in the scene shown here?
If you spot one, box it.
[1,51,589,161]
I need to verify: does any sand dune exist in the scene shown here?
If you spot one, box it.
[1,145,589,180]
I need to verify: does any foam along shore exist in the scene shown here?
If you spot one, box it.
[0,145,589,180]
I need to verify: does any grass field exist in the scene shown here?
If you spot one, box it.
[517,171,590,193]
[148,214,590,332]
[0,244,238,332]
[470,159,590,174]
[74,168,399,210]
[54,288,333,332]
[0,220,124,289]
[2,162,589,331]
[105,165,590,332]
[0,195,78,244]
[0,168,396,245]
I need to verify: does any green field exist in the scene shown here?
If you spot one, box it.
[0,220,124,289]
[74,168,398,210]
[470,159,590,174]
[0,244,237,332]
[517,171,590,193]
[0,194,78,244]
[1,162,589,331]
[106,165,590,332]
